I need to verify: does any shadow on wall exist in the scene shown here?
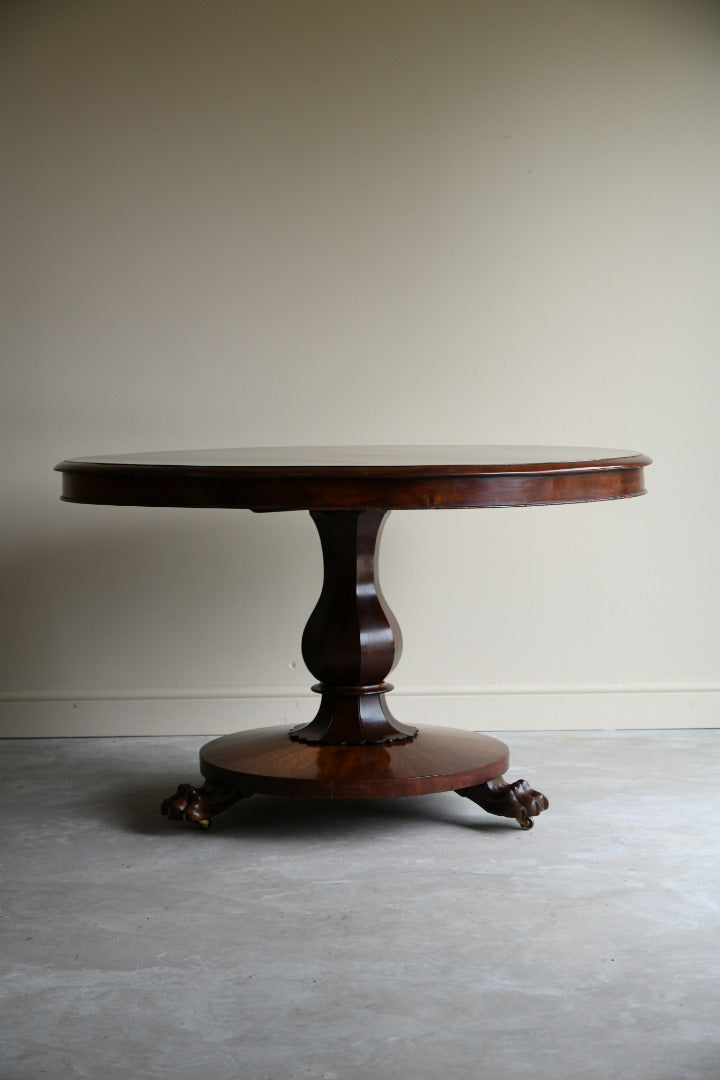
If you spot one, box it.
[0,508,319,695]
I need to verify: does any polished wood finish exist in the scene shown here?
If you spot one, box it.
[57,445,651,831]
[292,509,416,744]
[55,445,650,511]
[199,726,509,798]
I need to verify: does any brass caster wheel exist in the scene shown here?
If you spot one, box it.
[198,819,211,830]
[517,815,534,830]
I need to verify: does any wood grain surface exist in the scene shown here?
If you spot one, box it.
[199,725,510,799]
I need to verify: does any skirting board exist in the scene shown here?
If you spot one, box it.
[0,685,718,737]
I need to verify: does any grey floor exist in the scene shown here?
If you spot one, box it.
[2,730,719,1080]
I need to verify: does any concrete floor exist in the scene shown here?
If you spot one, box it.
[2,730,719,1080]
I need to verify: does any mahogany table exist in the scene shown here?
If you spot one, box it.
[56,446,651,831]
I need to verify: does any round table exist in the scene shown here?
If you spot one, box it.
[56,445,651,831]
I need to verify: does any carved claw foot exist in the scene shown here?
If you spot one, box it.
[161,781,253,828]
[457,776,549,829]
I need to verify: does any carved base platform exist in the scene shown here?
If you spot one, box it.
[160,725,548,830]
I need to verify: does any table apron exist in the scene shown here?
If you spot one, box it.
[59,466,647,510]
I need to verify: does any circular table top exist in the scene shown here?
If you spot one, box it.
[56,445,651,510]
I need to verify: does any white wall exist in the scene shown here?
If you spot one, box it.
[2,0,719,736]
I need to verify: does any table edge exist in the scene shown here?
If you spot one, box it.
[55,459,650,510]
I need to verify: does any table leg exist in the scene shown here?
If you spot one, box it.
[290,509,416,744]
[457,777,549,830]
[161,781,253,828]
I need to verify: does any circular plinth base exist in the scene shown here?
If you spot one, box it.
[200,725,509,800]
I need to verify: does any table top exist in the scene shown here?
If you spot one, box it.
[56,445,651,510]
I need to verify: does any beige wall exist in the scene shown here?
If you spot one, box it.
[2,0,719,736]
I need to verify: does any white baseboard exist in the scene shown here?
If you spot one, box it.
[0,684,718,736]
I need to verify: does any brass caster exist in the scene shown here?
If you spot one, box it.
[517,815,534,830]
[198,819,211,830]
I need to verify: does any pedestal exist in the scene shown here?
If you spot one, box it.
[161,509,548,831]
